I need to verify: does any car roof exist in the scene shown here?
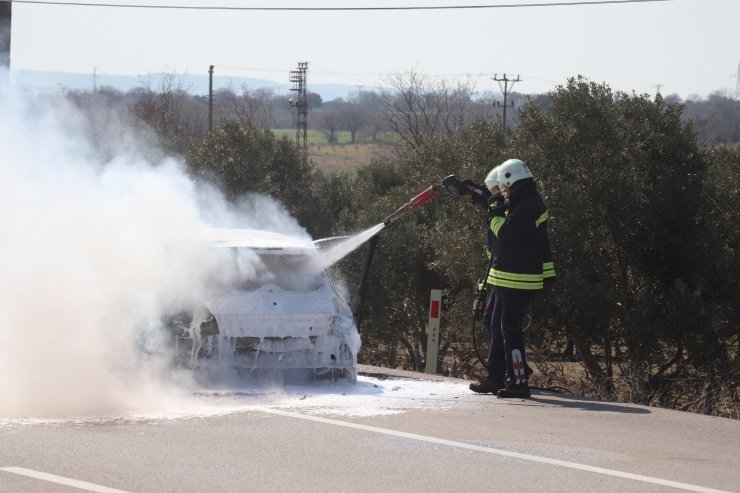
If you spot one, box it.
[201,228,318,254]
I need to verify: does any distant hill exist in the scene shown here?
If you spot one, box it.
[9,69,366,102]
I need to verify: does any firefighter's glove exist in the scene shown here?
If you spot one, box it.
[459,180,490,208]
[449,180,469,198]
[450,179,468,195]
[487,194,507,219]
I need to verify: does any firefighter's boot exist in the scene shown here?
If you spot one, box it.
[469,378,504,394]
[496,381,531,398]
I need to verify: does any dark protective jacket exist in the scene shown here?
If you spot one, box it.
[487,180,555,290]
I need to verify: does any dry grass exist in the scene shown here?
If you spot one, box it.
[529,359,591,394]
[380,343,739,418]
[308,143,393,171]
[528,358,739,419]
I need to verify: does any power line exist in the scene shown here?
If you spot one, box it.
[0,0,675,11]
[492,73,520,132]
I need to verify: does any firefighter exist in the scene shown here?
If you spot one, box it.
[480,166,501,332]
[468,165,506,394]
[447,168,499,340]
[470,159,555,398]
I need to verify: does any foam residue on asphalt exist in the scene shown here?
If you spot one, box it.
[226,375,470,418]
[0,376,471,427]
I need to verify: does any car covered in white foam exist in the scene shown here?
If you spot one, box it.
[166,228,360,380]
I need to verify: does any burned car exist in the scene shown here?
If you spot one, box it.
[166,228,360,381]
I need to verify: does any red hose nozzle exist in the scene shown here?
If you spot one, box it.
[409,185,439,208]
[383,185,440,224]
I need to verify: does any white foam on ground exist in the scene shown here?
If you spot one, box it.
[0,376,471,427]
[207,375,471,418]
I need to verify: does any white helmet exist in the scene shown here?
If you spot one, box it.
[497,159,534,188]
[484,166,500,191]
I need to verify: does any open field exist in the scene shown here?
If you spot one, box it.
[308,143,394,171]
[272,129,397,146]
[273,128,339,144]
[271,129,397,170]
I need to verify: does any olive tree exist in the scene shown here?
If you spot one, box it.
[185,122,320,234]
[511,77,731,409]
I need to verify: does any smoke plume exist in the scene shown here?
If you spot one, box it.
[0,72,308,418]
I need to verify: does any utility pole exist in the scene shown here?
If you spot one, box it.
[654,83,663,95]
[208,65,214,132]
[0,2,11,71]
[735,63,740,101]
[289,61,309,163]
[492,73,521,132]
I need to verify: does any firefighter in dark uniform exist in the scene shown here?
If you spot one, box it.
[470,159,555,398]
[473,166,502,337]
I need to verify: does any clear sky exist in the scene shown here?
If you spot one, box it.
[7,0,740,99]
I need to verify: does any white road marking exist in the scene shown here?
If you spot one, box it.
[261,408,730,493]
[0,467,130,493]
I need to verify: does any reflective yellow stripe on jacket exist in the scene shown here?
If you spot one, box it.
[487,269,544,290]
[536,211,549,227]
[491,216,505,236]
[492,211,548,237]
[543,261,556,279]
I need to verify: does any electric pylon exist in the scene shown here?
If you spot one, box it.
[289,62,309,162]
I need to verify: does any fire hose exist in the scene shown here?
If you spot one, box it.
[352,185,441,327]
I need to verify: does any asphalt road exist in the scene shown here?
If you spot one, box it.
[1,366,738,493]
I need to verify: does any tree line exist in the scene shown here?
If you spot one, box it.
[61,72,740,153]
[61,72,739,418]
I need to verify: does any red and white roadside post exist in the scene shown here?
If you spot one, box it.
[425,289,442,374]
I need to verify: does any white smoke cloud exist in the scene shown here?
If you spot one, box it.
[0,71,308,418]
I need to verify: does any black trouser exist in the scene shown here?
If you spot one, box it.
[486,287,533,385]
